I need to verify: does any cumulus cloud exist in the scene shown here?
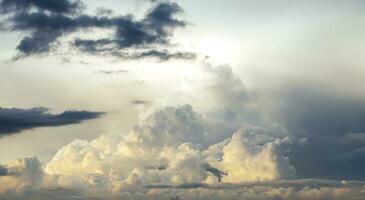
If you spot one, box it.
[207,128,296,183]
[158,63,289,145]
[0,64,298,199]
[0,107,104,135]
[3,64,363,199]
[0,157,43,193]
[0,104,296,197]
[0,0,194,60]
[46,126,289,188]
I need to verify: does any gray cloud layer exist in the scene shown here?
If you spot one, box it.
[0,173,364,200]
[272,86,365,180]
[0,0,195,60]
[0,107,104,135]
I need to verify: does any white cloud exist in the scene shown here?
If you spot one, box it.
[0,157,43,193]
[211,128,296,182]
[0,63,305,198]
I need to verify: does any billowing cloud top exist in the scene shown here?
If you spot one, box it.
[0,62,364,199]
[0,64,299,199]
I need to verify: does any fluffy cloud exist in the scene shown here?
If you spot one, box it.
[43,122,294,189]
[43,105,209,190]
[2,64,363,199]
[208,128,296,183]
[0,157,43,193]
[0,64,297,199]
[159,63,289,145]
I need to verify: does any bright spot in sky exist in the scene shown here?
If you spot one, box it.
[196,36,240,65]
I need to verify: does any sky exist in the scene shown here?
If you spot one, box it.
[1,0,365,199]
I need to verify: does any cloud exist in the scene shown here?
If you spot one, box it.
[0,157,44,193]
[271,85,365,180]
[93,69,129,75]
[131,100,150,105]
[37,64,295,194]
[208,128,296,183]
[0,0,193,60]
[0,0,83,14]
[159,63,288,146]
[0,103,295,196]
[0,107,104,135]
[0,178,364,199]
[126,50,197,61]
[141,180,365,200]
[0,165,8,176]
[1,63,365,199]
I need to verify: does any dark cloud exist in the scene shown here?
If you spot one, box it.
[73,37,197,60]
[272,86,365,180]
[204,164,226,182]
[71,2,192,60]
[16,30,62,55]
[0,0,193,61]
[0,107,104,135]
[0,165,8,176]
[144,2,185,36]
[129,50,197,61]
[95,7,114,16]
[10,12,123,55]
[0,0,83,14]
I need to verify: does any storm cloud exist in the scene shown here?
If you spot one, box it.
[0,0,194,60]
[0,107,104,135]
[272,85,365,180]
